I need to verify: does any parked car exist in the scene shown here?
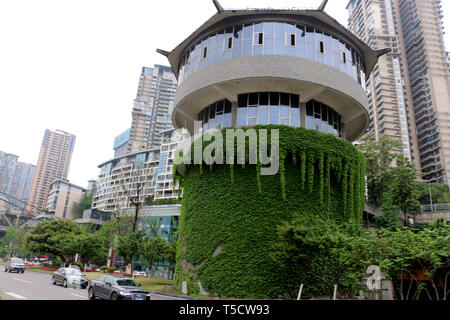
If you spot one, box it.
[87,275,151,300]
[52,267,88,289]
[133,271,147,277]
[5,257,25,273]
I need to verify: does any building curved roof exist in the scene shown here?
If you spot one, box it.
[162,8,380,81]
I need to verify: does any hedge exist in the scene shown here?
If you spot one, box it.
[173,126,366,298]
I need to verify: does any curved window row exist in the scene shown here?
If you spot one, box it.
[197,99,233,131]
[237,92,300,127]
[196,93,344,138]
[306,100,343,137]
[178,21,366,88]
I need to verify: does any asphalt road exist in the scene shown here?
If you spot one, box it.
[0,267,185,301]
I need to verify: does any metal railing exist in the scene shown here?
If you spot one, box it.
[421,203,450,212]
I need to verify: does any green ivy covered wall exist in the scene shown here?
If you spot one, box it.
[173,126,366,298]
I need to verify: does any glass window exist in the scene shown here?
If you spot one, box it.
[254,30,263,45]
[178,22,365,90]
[270,92,279,105]
[249,92,258,105]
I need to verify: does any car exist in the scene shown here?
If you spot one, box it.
[133,271,147,277]
[87,275,151,300]
[5,258,25,273]
[52,267,88,289]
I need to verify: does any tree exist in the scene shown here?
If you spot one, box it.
[116,231,144,276]
[119,168,154,233]
[23,220,82,259]
[390,156,421,225]
[374,192,402,230]
[141,236,168,278]
[414,182,450,205]
[0,226,26,257]
[71,191,93,219]
[357,132,403,206]
[52,233,80,266]
[77,233,107,269]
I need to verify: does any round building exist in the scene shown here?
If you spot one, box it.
[158,1,381,298]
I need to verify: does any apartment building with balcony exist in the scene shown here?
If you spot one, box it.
[92,128,183,212]
[347,0,450,183]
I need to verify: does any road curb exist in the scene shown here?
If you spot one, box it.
[148,290,205,300]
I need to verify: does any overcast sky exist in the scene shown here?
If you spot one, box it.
[1,0,449,188]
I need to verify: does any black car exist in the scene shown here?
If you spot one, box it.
[52,267,89,289]
[87,275,151,300]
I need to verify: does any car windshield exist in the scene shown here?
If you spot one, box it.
[115,279,138,287]
[11,258,23,264]
[65,269,83,276]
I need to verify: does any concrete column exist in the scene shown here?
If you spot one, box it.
[231,101,238,127]
[300,102,307,129]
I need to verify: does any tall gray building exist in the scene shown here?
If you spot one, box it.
[347,0,450,183]
[125,65,177,154]
[0,151,35,211]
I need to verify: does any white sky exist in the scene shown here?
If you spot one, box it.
[1,0,449,188]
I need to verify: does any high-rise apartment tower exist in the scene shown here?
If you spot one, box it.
[27,129,76,215]
[125,65,177,154]
[347,0,450,183]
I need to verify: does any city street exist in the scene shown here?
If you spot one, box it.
[0,267,185,301]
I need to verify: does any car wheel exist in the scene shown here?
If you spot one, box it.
[63,279,67,288]
[21,270,24,274]
[4,268,7,272]
[88,287,95,300]
[110,292,119,300]
[52,277,57,285]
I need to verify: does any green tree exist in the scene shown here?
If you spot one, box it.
[0,226,26,257]
[23,220,82,259]
[71,191,93,219]
[357,132,403,206]
[116,231,144,276]
[77,233,107,269]
[390,156,421,225]
[414,182,450,205]
[374,192,402,230]
[141,236,168,278]
[52,233,80,266]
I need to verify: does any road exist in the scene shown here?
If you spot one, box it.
[0,267,185,300]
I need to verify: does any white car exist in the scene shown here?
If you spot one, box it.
[133,271,147,277]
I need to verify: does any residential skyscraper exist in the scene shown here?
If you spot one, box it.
[27,129,76,215]
[0,151,35,211]
[347,0,450,183]
[126,65,177,153]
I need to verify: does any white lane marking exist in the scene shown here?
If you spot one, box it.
[150,293,186,300]
[12,277,32,284]
[4,292,27,299]
[71,293,88,299]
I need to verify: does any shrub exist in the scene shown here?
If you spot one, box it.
[107,266,116,273]
[52,256,62,267]
[100,266,108,272]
